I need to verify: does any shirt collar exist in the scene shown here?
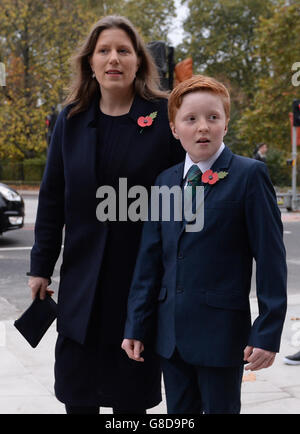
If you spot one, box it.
[183,142,225,179]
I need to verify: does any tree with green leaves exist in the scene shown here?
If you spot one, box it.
[179,0,276,99]
[79,0,123,13]
[0,0,95,159]
[123,0,176,43]
[80,0,176,43]
[237,0,300,157]
[177,0,280,152]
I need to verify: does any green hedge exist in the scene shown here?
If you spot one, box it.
[0,161,23,181]
[23,157,46,182]
[0,158,46,183]
[266,148,294,187]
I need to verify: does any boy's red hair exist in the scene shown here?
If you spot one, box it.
[168,75,230,124]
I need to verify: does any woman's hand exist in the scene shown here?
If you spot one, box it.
[28,276,54,300]
[121,339,145,362]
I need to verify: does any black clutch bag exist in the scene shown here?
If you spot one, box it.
[14,294,57,348]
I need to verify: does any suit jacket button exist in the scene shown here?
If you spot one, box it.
[176,286,184,293]
[178,252,184,259]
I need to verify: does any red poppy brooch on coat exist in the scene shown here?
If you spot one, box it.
[202,169,228,185]
[137,111,157,133]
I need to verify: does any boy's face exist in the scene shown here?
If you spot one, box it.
[170,91,228,162]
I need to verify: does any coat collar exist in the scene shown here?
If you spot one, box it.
[83,92,100,128]
[84,92,158,128]
[209,144,233,172]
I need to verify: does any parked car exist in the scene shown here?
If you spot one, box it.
[0,183,24,234]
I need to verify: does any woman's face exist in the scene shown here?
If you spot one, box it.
[90,28,140,94]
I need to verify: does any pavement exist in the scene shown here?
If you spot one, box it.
[0,189,299,414]
[1,296,300,414]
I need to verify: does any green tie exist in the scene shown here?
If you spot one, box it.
[186,164,202,199]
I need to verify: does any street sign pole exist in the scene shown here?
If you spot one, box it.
[292,126,297,211]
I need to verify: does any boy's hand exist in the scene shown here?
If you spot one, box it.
[121,339,145,362]
[244,346,276,371]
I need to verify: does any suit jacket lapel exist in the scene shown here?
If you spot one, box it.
[167,162,185,240]
[203,145,233,201]
[170,162,200,239]
[177,146,233,237]
[72,95,99,194]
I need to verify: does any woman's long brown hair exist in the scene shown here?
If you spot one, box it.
[64,15,168,118]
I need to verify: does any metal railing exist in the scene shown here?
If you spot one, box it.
[276,191,300,211]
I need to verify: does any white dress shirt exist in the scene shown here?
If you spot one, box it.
[183,142,225,183]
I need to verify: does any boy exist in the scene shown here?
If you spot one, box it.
[122,75,287,414]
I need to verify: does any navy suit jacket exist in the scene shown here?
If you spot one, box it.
[124,146,287,367]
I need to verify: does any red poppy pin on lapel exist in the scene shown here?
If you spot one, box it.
[202,169,228,185]
[137,111,157,133]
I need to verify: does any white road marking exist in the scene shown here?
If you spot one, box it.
[0,246,63,252]
[0,247,32,251]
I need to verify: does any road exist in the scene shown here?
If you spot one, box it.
[0,194,62,317]
[0,194,299,319]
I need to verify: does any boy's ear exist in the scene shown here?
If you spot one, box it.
[170,122,179,140]
[223,119,229,136]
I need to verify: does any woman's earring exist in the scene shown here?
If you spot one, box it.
[92,72,95,79]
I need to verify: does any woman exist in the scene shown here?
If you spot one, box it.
[28,15,184,414]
